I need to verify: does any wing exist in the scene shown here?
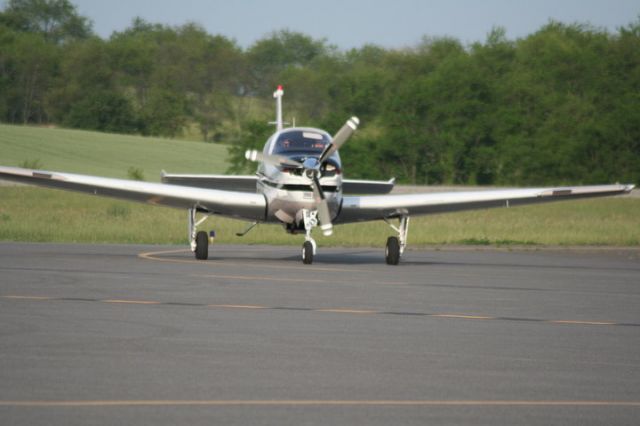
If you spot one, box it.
[342,178,395,194]
[336,184,635,223]
[161,171,258,192]
[160,172,396,194]
[0,166,266,221]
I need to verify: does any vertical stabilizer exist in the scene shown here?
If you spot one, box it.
[273,85,284,131]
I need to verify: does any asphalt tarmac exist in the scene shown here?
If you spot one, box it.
[1,242,639,425]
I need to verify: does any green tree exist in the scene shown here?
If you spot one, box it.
[0,30,58,123]
[64,90,138,132]
[247,30,331,95]
[0,0,92,44]
[226,120,273,174]
[140,88,188,137]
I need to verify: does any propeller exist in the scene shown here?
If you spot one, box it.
[310,171,333,236]
[245,149,303,168]
[319,116,359,163]
[245,116,360,237]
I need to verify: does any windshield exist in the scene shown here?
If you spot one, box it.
[272,130,329,155]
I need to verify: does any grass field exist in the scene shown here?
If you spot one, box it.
[1,124,638,247]
[0,124,229,180]
[0,187,638,247]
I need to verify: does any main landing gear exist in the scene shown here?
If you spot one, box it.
[384,216,409,265]
[299,210,411,266]
[189,207,212,260]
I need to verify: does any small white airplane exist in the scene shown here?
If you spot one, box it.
[0,86,634,264]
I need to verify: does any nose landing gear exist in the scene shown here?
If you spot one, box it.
[301,209,318,264]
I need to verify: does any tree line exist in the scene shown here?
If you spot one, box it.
[1,0,638,185]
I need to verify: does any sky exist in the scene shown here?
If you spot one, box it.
[69,0,639,49]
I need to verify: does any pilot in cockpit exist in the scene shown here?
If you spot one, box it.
[279,139,292,150]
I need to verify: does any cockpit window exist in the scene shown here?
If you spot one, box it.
[272,130,329,155]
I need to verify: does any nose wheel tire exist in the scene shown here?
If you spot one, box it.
[385,236,400,265]
[302,241,314,264]
[195,230,209,260]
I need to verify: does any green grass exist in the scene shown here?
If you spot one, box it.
[1,124,638,247]
[0,187,637,247]
[0,124,229,181]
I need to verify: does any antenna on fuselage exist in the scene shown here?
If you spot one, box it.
[272,85,284,132]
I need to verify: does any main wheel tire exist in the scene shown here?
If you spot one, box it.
[385,236,400,265]
[195,230,209,260]
[302,241,313,264]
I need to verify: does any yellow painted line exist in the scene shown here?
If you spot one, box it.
[431,314,495,320]
[208,304,268,310]
[138,249,188,259]
[102,299,161,305]
[138,249,370,273]
[1,400,639,407]
[196,274,326,283]
[2,294,628,327]
[550,320,616,326]
[316,308,377,314]
[1,295,52,300]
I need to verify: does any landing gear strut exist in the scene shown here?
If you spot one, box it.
[385,216,410,265]
[189,207,212,260]
[301,209,318,264]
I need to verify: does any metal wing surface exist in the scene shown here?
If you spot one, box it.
[342,178,395,195]
[161,172,258,192]
[0,166,266,221]
[336,184,635,223]
[160,174,396,195]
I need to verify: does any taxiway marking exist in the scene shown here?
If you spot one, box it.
[316,308,377,314]
[550,320,617,326]
[196,274,327,283]
[1,295,51,300]
[3,295,636,328]
[103,299,161,305]
[138,249,370,273]
[1,400,639,407]
[431,314,494,320]
[208,304,267,310]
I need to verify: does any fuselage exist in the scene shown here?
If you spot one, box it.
[256,127,342,230]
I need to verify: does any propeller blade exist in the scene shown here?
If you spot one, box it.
[310,174,333,236]
[320,116,359,163]
[317,200,333,236]
[245,150,303,168]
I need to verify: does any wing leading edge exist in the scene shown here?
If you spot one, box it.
[0,166,267,221]
[160,172,396,195]
[161,172,258,192]
[336,184,635,223]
